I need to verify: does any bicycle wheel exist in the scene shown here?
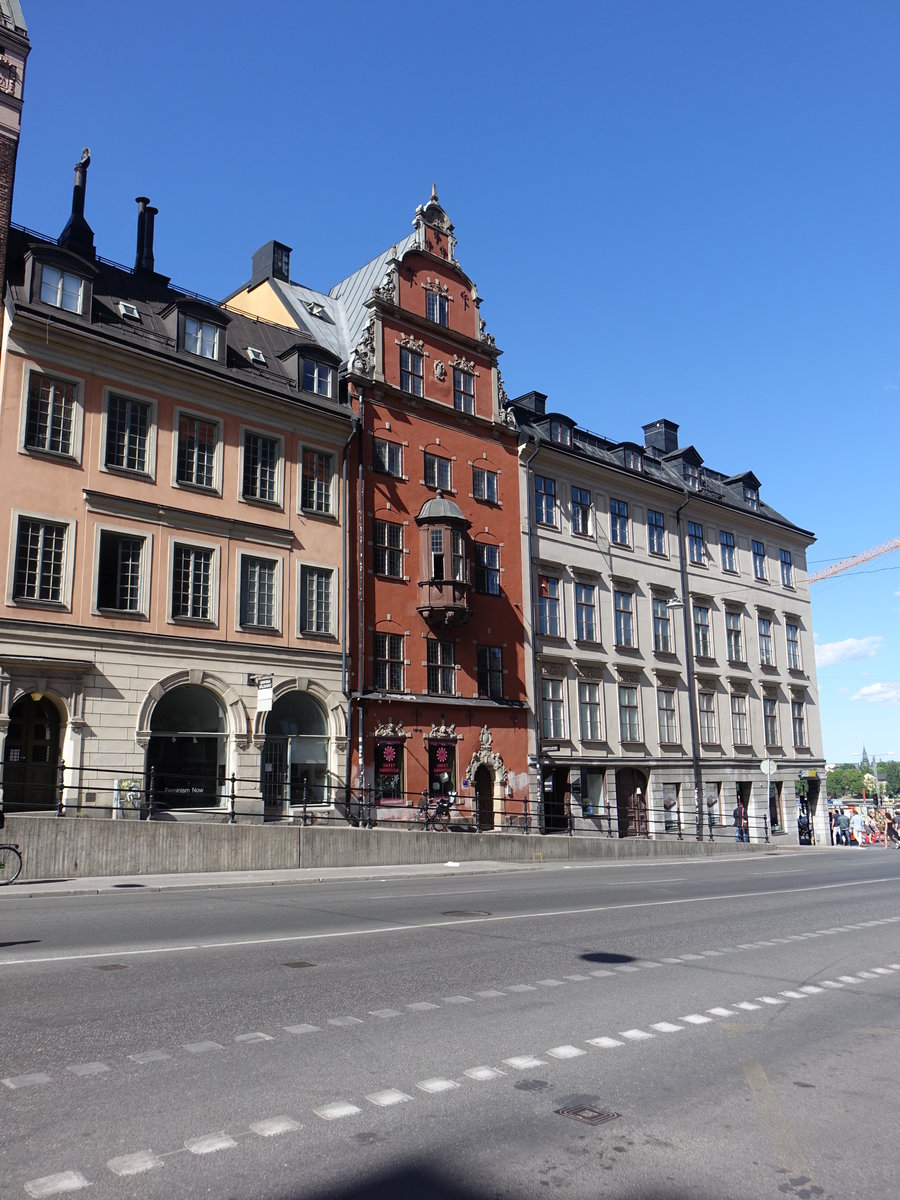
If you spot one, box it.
[432,809,451,832]
[0,845,22,885]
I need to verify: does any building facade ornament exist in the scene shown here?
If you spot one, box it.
[372,266,397,304]
[451,354,475,375]
[423,277,450,296]
[464,724,508,786]
[433,360,446,381]
[0,57,19,97]
[427,720,459,741]
[373,719,411,740]
[351,317,375,378]
[399,334,425,353]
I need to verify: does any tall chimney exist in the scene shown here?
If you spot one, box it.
[134,197,157,274]
[142,205,157,273]
[134,197,149,271]
[58,147,96,259]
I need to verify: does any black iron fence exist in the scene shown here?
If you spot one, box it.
[0,760,772,842]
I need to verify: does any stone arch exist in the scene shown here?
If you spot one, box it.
[252,676,345,745]
[136,670,250,750]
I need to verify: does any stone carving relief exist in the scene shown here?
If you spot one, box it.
[427,720,459,741]
[464,724,508,786]
[433,360,446,382]
[372,265,397,304]
[351,317,375,378]
[451,355,475,375]
[0,58,18,97]
[399,334,425,353]
[373,719,410,740]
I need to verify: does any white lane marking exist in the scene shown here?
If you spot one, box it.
[507,984,537,993]
[443,994,475,1003]
[315,1102,361,1120]
[328,1016,364,1027]
[651,1022,685,1033]
[770,938,792,944]
[871,967,894,976]
[620,1029,654,1041]
[367,1088,413,1106]
[564,974,590,981]
[235,1032,273,1044]
[856,971,878,979]
[67,1062,109,1076]
[755,940,777,946]
[24,1171,91,1196]
[185,1133,236,1155]
[183,1041,223,1054]
[369,1008,401,1018]
[284,1024,320,1034]
[635,960,662,968]
[779,990,807,999]
[700,950,724,957]
[588,968,615,977]
[888,963,900,969]
[614,965,641,973]
[605,877,687,884]
[416,1078,459,1093]
[587,1036,624,1048]
[820,981,843,988]
[838,976,861,984]
[661,958,684,964]
[7,878,895,967]
[679,953,705,961]
[407,1002,439,1011]
[537,978,566,986]
[250,1117,301,1137]
[737,943,758,949]
[799,986,824,995]
[680,1014,712,1025]
[547,1044,586,1058]
[707,1007,736,1017]
[757,996,785,1005]
[3,1072,51,1088]
[503,1055,546,1068]
[465,1066,506,1080]
[107,1151,163,1176]
[476,989,506,998]
[129,1050,170,1063]
[734,1002,761,1011]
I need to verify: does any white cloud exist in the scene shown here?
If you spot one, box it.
[815,636,883,668]
[851,682,900,706]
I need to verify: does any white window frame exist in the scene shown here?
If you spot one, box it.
[173,408,223,494]
[731,694,749,746]
[786,621,802,670]
[240,427,284,507]
[400,348,424,396]
[452,367,475,414]
[720,530,737,572]
[693,603,712,657]
[20,368,84,462]
[575,581,597,642]
[93,524,152,617]
[183,314,220,359]
[578,680,603,742]
[168,537,220,626]
[538,574,562,637]
[473,465,499,503]
[571,486,592,536]
[652,596,672,653]
[374,518,404,578]
[725,609,743,662]
[426,290,449,326]
[100,388,157,479]
[8,509,76,609]
[698,689,718,744]
[236,551,281,632]
[610,498,630,546]
[752,539,767,581]
[302,359,333,398]
[780,548,794,588]
[614,588,635,648]
[39,263,83,313]
[542,676,566,739]
[687,521,705,564]
[618,684,641,743]
[424,452,452,491]
[763,696,779,746]
[299,445,334,516]
[374,438,403,477]
[299,562,335,637]
[791,698,807,748]
[426,638,456,695]
[374,632,404,691]
[534,475,557,527]
[657,688,678,744]
[647,509,666,556]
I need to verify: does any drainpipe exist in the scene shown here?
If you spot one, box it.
[519,434,543,826]
[675,491,704,839]
[341,412,359,810]
[356,388,367,815]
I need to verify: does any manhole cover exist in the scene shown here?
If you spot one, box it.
[442,910,492,917]
[96,963,129,971]
[556,1105,620,1126]
[284,961,315,969]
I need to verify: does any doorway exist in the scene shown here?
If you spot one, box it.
[146,685,226,811]
[541,767,569,834]
[615,767,648,837]
[2,695,61,813]
[262,691,329,818]
[474,764,494,831]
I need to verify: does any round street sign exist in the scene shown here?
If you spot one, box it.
[760,759,776,777]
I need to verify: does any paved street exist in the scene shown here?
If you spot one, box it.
[2,849,899,1199]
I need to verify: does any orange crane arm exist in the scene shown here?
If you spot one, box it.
[808,537,900,583]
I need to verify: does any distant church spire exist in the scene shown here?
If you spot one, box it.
[861,746,870,769]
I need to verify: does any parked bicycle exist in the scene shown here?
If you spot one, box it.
[0,842,22,884]
[411,795,455,831]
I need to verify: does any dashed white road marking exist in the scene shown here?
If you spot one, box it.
[586,1036,624,1048]
[700,950,724,957]
[250,1117,301,1137]
[589,968,615,977]
[651,1022,685,1033]
[820,980,843,988]
[635,960,662,968]
[367,1088,413,1106]
[328,1016,364,1027]
[507,984,537,993]
[235,1031,273,1044]
[416,1078,459,1093]
[757,996,785,1005]
[620,1028,654,1041]
[871,968,894,976]
[838,976,861,984]
[315,1102,361,1120]
[369,1008,401,1018]
[444,994,475,1003]
[537,978,566,986]
[734,1002,761,1011]
[856,971,878,979]
[707,1007,737,1017]
[3,1072,51,1088]
[67,1062,109,1077]
[680,1014,712,1025]
[129,1050,170,1063]
[476,989,506,998]
[799,986,824,995]
[660,957,683,964]
[679,953,705,961]
[614,965,641,973]
[284,1023,320,1034]
[465,1066,506,1080]
[24,1171,91,1196]
[407,1002,439,1011]
[185,1132,236,1155]
[547,1044,586,1058]
[107,1150,163,1176]
[779,991,807,1000]
[183,1041,223,1054]
[564,974,590,982]
[503,1055,546,1068]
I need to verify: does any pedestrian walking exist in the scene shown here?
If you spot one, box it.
[837,808,850,846]
[850,809,866,846]
[733,801,749,843]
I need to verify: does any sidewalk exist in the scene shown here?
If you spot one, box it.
[0,859,551,899]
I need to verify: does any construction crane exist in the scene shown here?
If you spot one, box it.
[808,537,900,583]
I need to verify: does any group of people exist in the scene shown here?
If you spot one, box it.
[830,806,900,847]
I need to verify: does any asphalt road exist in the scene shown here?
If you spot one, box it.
[2,849,899,1199]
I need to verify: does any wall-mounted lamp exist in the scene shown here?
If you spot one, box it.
[30,691,43,703]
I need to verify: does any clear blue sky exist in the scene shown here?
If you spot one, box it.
[11,1,900,764]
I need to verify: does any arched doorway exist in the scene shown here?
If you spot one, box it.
[262,691,329,818]
[2,695,61,812]
[616,767,648,837]
[475,764,494,831]
[146,685,226,811]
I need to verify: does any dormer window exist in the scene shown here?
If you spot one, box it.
[625,449,643,472]
[302,359,332,397]
[274,245,291,279]
[306,302,325,318]
[184,315,220,359]
[549,420,571,446]
[40,265,83,313]
[118,301,141,322]
[683,461,700,490]
[743,484,759,510]
[246,347,267,366]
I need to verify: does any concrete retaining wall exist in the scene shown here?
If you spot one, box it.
[4,815,776,880]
